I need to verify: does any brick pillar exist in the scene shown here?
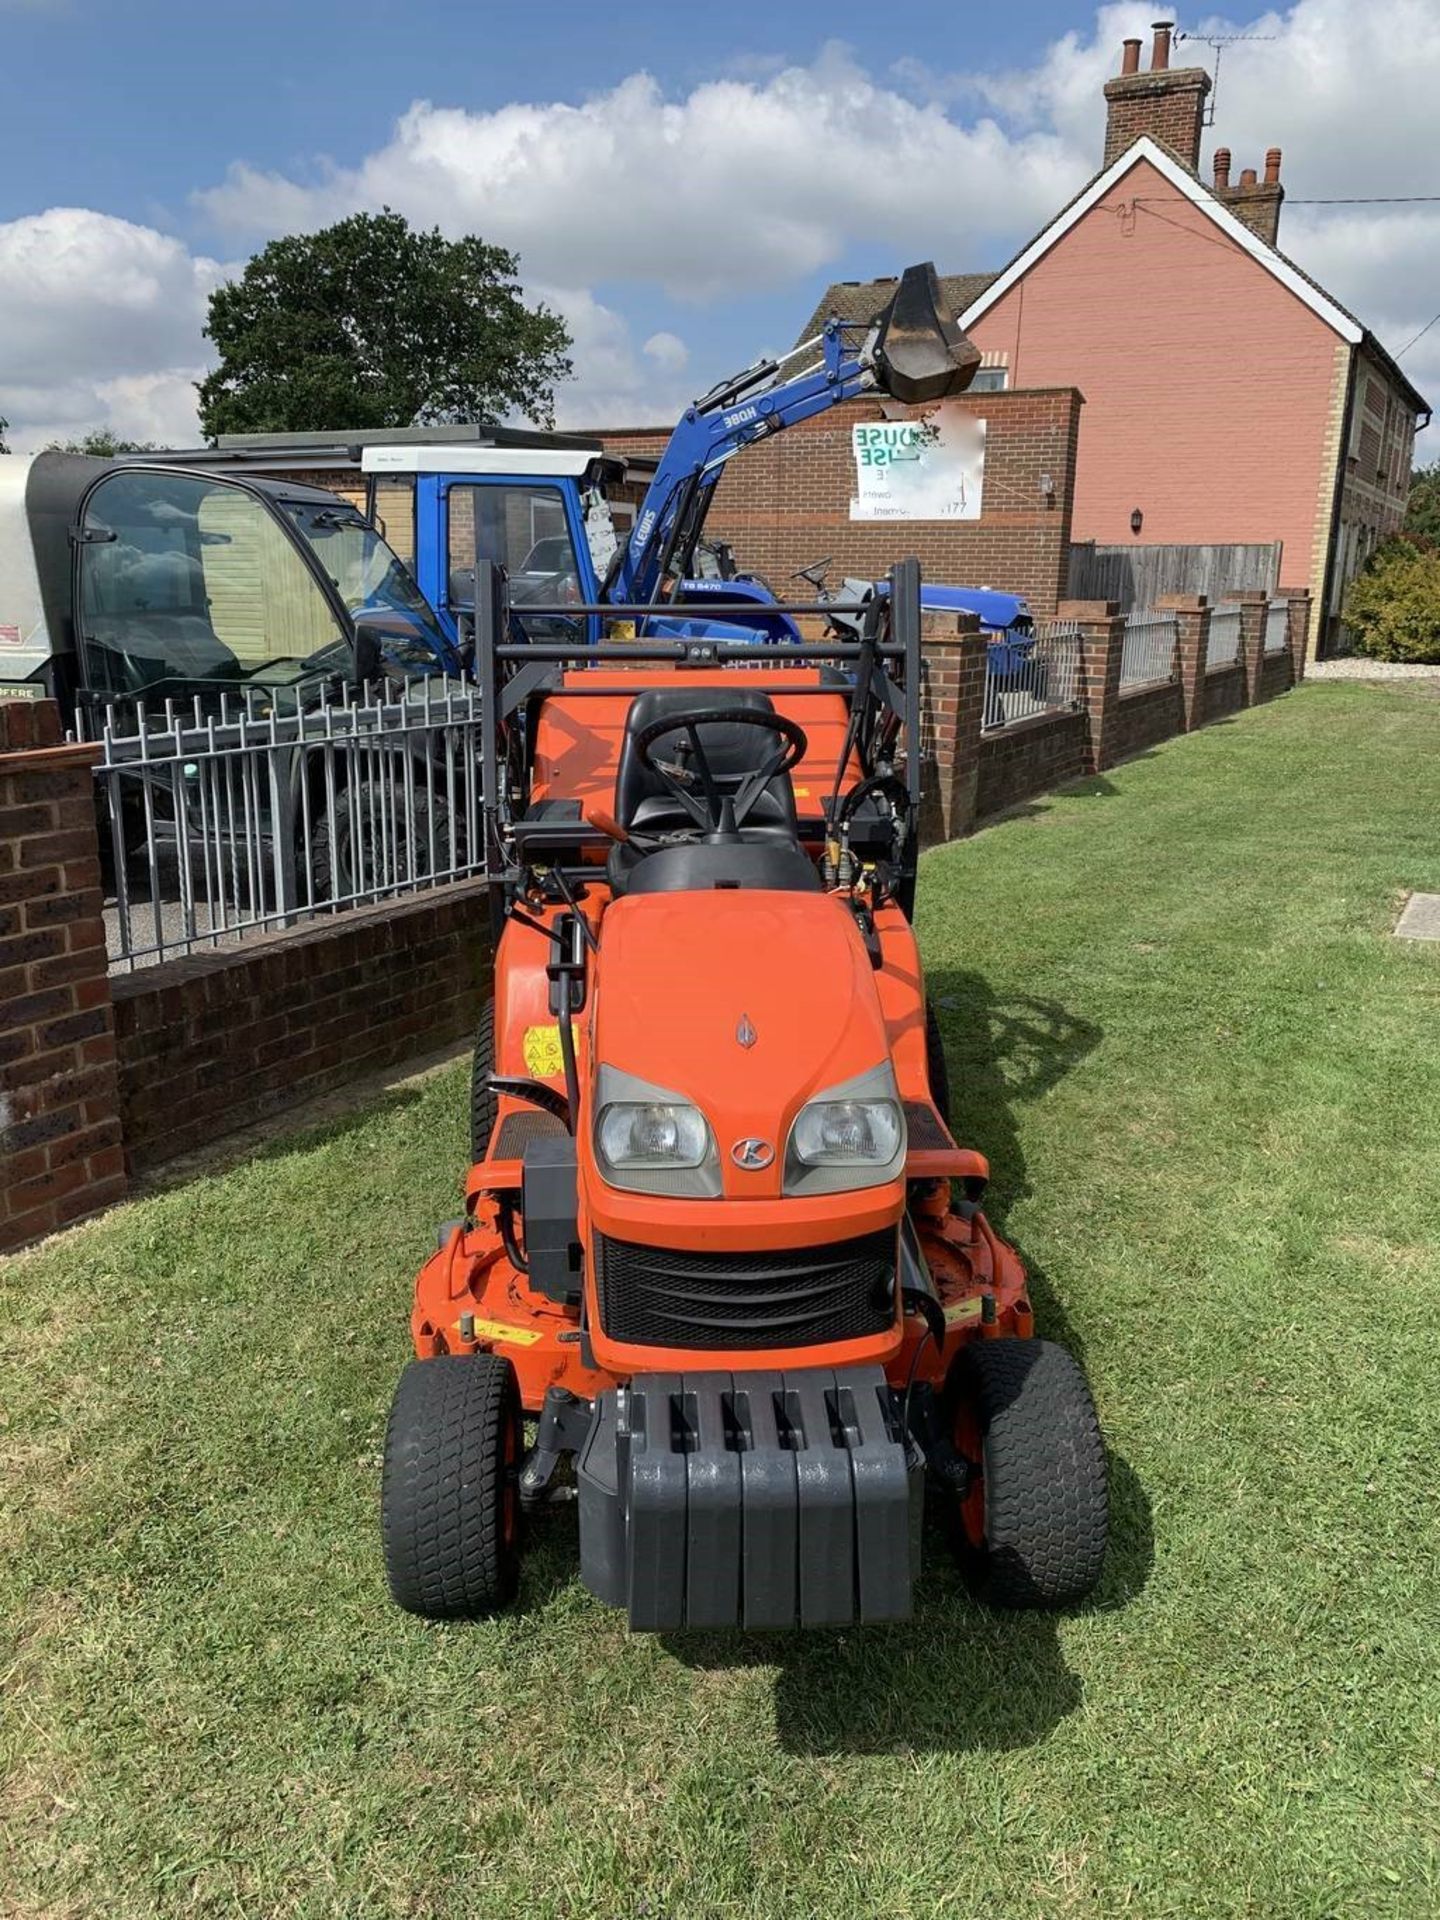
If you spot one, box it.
[1285,590,1311,687]
[1059,600,1123,772]
[1158,593,1211,732]
[1,700,126,1252]
[1234,590,1268,707]
[917,611,985,846]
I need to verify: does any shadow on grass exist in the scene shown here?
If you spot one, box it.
[975,769,1125,828]
[928,969,1100,1225]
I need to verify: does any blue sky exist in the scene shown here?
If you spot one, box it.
[2,0,1435,445]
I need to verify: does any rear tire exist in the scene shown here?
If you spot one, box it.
[311,777,456,903]
[469,999,496,1162]
[381,1353,522,1619]
[925,998,951,1125]
[946,1338,1107,1608]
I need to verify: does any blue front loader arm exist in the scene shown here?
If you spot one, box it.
[612,322,876,608]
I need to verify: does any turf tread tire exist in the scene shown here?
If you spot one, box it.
[469,999,497,1164]
[925,998,951,1125]
[951,1337,1107,1608]
[311,778,454,904]
[382,1353,520,1619]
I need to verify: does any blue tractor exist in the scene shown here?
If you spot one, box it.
[362,263,1035,673]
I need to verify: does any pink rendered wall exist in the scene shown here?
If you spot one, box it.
[968,157,1342,590]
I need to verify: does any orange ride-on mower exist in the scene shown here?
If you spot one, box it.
[380,559,1107,1629]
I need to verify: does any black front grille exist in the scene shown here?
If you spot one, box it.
[594,1228,896,1350]
[494,1109,567,1156]
[903,1100,953,1151]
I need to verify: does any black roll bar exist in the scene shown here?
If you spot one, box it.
[473,554,927,920]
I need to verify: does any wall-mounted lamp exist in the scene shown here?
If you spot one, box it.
[1039,471,1055,501]
[1130,507,1144,536]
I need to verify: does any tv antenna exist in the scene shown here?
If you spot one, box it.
[1175,28,1278,126]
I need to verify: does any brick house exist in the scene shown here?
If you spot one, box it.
[797,20,1429,655]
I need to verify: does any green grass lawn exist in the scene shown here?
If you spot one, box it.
[4,682,1440,1919]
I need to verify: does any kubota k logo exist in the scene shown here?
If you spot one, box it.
[736,1013,757,1049]
[731,1137,774,1171]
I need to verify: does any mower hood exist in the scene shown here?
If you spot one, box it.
[872,263,982,406]
[590,890,897,1204]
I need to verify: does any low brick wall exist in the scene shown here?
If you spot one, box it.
[1204,663,1246,721]
[1109,681,1185,763]
[1259,650,1293,700]
[976,710,1088,819]
[111,883,493,1172]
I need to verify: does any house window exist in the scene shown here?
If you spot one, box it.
[968,367,1008,392]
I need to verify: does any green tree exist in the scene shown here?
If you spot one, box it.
[1405,459,1440,543]
[1344,535,1440,662]
[43,430,156,456]
[197,210,572,437]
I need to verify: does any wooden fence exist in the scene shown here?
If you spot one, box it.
[1068,542,1282,610]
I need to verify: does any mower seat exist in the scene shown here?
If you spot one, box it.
[613,687,801,843]
[608,686,814,896]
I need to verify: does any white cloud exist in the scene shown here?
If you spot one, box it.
[1,369,211,451]
[0,208,222,448]
[533,287,695,428]
[643,331,689,374]
[191,44,1082,302]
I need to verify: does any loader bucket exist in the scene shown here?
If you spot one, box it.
[872,262,982,405]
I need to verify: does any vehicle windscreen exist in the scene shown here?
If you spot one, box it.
[78,469,352,698]
[284,501,453,668]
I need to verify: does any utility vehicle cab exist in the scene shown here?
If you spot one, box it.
[0,452,459,727]
[363,443,624,650]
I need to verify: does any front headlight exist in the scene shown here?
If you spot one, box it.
[594,1066,721,1197]
[598,1102,708,1170]
[784,1064,906,1195]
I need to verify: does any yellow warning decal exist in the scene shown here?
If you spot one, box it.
[471,1316,544,1347]
[943,1296,984,1325]
[522,1023,564,1079]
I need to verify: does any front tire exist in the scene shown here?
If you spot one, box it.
[946,1338,1107,1608]
[381,1353,521,1619]
[469,998,497,1162]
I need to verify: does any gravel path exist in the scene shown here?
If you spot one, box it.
[1308,658,1440,680]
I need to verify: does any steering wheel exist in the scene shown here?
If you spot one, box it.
[633,708,808,836]
[791,556,833,591]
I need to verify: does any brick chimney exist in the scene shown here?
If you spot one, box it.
[1211,144,1286,247]
[1103,19,1212,169]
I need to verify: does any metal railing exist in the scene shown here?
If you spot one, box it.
[982,622,1083,731]
[1207,602,1243,670]
[85,679,485,972]
[1264,598,1290,654]
[1119,611,1179,691]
